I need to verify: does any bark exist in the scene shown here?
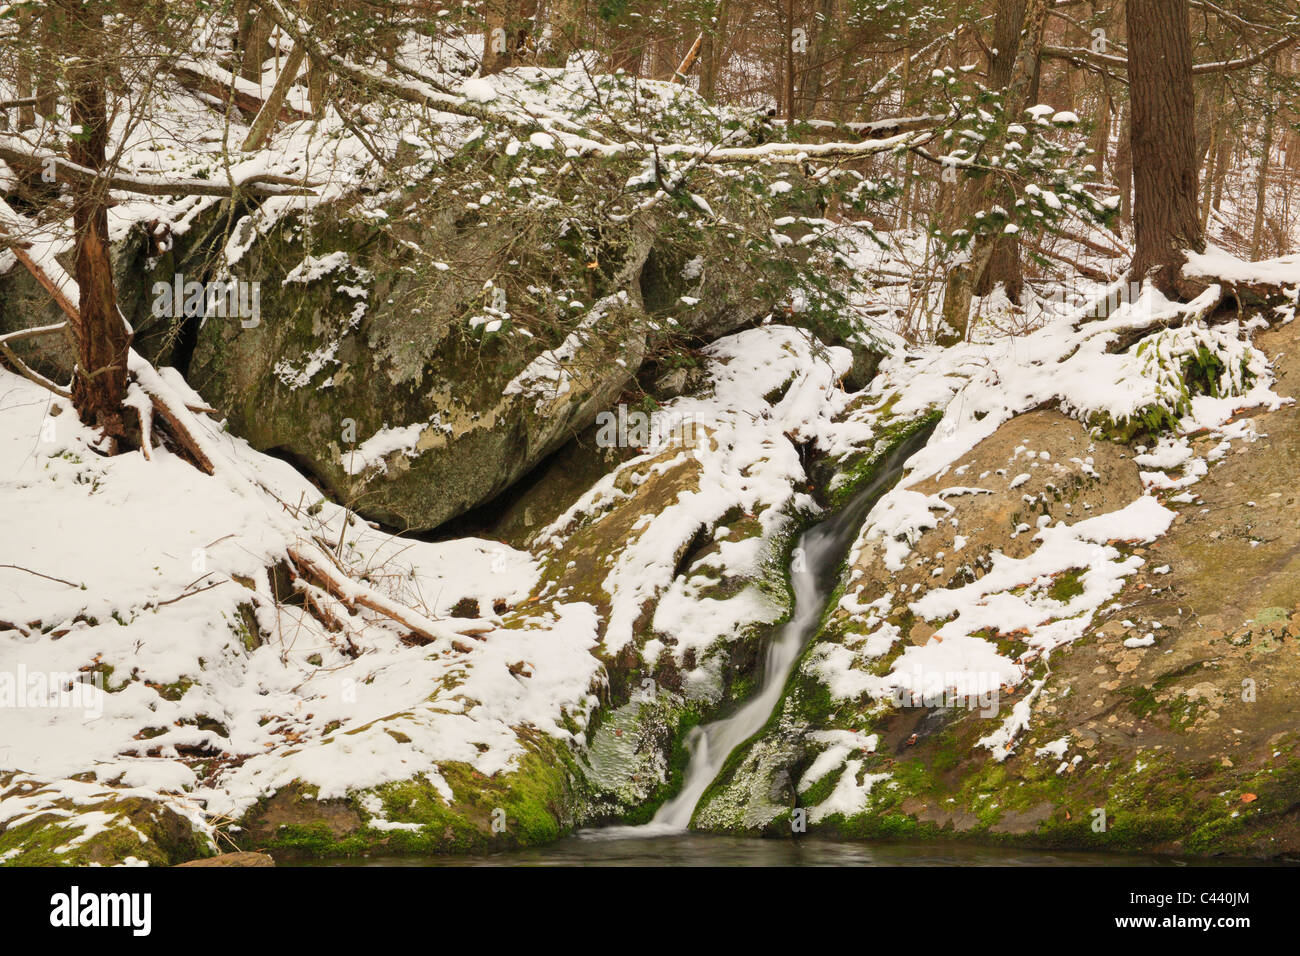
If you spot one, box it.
[63,23,132,446]
[698,0,731,102]
[784,0,797,120]
[15,9,36,129]
[35,6,59,120]
[483,0,538,74]
[801,0,838,120]
[673,33,704,83]
[1125,0,1205,295]
[1251,87,1276,259]
[236,2,275,83]
[242,44,307,151]
[942,0,1045,336]
[1210,126,1233,213]
[1115,101,1133,226]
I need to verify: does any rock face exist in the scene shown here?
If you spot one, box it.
[696,324,1300,857]
[185,199,782,534]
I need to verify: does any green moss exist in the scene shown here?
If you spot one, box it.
[249,740,582,860]
[823,409,943,510]
[0,794,212,867]
[1047,568,1086,603]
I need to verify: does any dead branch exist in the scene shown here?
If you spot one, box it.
[0,139,319,198]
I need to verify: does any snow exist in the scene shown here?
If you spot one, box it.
[0,365,604,838]
[460,78,498,103]
[341,422,428,476]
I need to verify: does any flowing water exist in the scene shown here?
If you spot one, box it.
[632,427,938,834]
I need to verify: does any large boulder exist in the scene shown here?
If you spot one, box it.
[186,197,783,533]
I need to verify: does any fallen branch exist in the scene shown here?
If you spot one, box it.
[170,58,312,123]
[0,564,81,588]
[0,138,319,198]
[0,322,73,398]
[288,545,459,645]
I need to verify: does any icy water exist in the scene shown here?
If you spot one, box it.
[320,834,1252,867]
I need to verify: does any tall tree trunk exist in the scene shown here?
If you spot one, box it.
[62,8,131,446]
[484,1,517,75]
[35,6,60,120]
[784,0,797,120]
[801,0,837,120]
[699,0,731,101]
[942,0,1043,336]
[1198,80,1226,230]
[1115,101,1133,227]
[1251,87,1276,259]
[15,9,36,129]
[1210,127,1233,213]
[242,44,306,151]
[1125,0,1204,295]
[1088,78,1112,180]
[236,1,274,83]
[897,49,915,229]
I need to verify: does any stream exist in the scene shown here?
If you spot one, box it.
[631,425,939,834]
[306,428,1263,866]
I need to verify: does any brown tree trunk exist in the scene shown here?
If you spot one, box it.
[699,0,731,101]
[15,9,36,129]
[236,2,274,83]
[34,6,60,120]
[942,0,1043,334]
[483,0,538,74]
[1115,102,1133,227]
[242,44,306,151]
[784,0,797,120]
[62,11,131,446]
[1126,0,1204,295]
[801,0,837,120]
[1251,92,1276,259]
[483,1,516,75]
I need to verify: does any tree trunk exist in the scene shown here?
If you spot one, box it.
[15,9,36,129]
[236,2,274,83]
[1251,89,1275,259]
[242,44,306,151]
[483,1,516,75]
[801,0,837,120]
[1125,0,1204,295]
[1210,127,1233,213]
[1114,103,1132,228]
[698,0,731,102]
[784,0,797,120]
[942,0,1043,335]
[63,21,131,446]
[483,0,538,75]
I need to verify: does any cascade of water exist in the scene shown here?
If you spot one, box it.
[639,427,934,833]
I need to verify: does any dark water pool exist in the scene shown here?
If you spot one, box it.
[296,832,1267,867]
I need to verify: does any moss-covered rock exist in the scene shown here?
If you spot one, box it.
[0,776,213,867]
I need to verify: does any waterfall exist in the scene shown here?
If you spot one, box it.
[641,426,935,833]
